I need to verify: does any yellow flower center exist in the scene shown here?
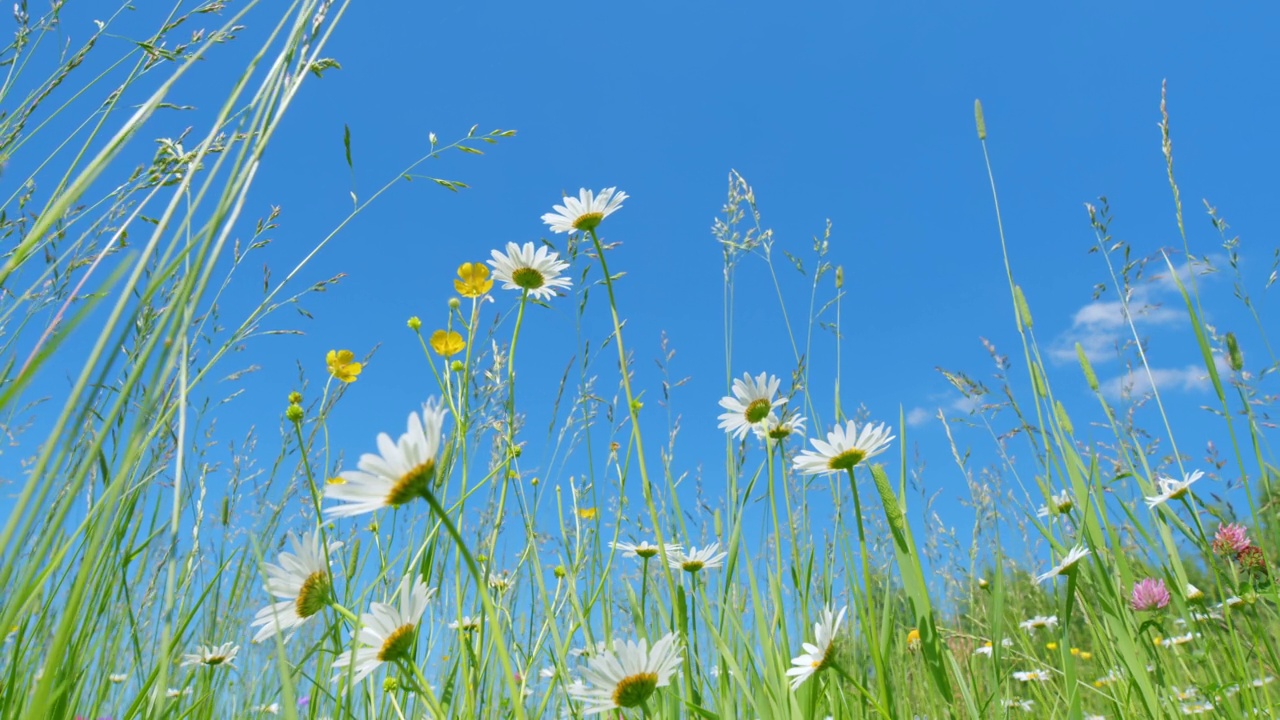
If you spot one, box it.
[573,212,604,232]
[378,624,416,662]
[1169,485,1189,500]
[511,267,546,291]
[681,560,705,573]
[385,459,436,506]
[743,398,772,424]
[827,448,867,471]
[767,424,793,440]
[635,547,659,559]
[203,655,227,666]
[296,571,331,619]
[611,671,658,708]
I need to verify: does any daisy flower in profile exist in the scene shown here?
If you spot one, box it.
[611,540,681,560]
[793,420,895,476]
[326,349,362,383]
[565,632,681,715]
[1013,670,1052,682]
[180,642,239,669]
[324,399,448,518]
[253,703,281,715]
[1018,615,1059,633]
[786,605,847,690]
[331,576,435,685]
[1003,699,1035,712]
[1144,469,1204,508]
[1158,632,1199,648]
[1180,701,1214,715]
[717,372,786,440]
[667,544,727,574]
[542,187,628,234]
[251,531,339,643]
[1185,583,1205,602]
[1130,578,1171,612]
[448,616,481,632]
[1035,544,1091,584]
[1036,489,1074,518]
[753,410,807,443]
[488,241,572,301]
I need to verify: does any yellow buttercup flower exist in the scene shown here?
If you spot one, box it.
[1080,651,1092,660]
[1046,642,1058,650]
[577,507,598,520]
[430,330,466,357]
[1070,647,1080,656]
[906,628,921,651]
[326,349,362,383]
[454,262,493,298]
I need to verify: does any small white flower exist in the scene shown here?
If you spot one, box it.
[1018,615,1059,632]
[251,530,340,643]
[324,400,448,518]
[448,616,481,632]
[539,666,556,679]
[487,241,572,301]
[611,540,681,560]
[1159,632,1199,648]
[566,633,682,715]
[753,410,807,442]
[108,673,128,684]
[1144,470,1204,508]
[717,372,786,440]
[331,576,435,685]
[1185,583,1204,601]
[1035,544,1091,584]
[793,420,894,475]
[1013,670,1052,682]
[667,543,727,574]
[1002,698,1035,712]
[1036,489,1074,518]
[166,687,192,698]
[542,187,628,234]
[254,703,281,715]
[785,605,846,689]
[1171,687,1199,701]
[1181,701,1214,715]
[180,642,239,669]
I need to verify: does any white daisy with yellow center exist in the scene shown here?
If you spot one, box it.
[324,399,447,518]
[1144,469,1204,508]
[542,187,628,234]
[793,420,895,475]
[180,642,239,669]
[666,543,727,574]
[754,410,807,442]
[331,576,435,685]
[487,241,572,301]
[566,632,682,715]
[717,372,786,440]
[611,540,681,560]
[251,530,340,643]
[786,604,847,689]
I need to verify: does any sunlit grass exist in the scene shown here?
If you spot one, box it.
[0,5,1277,720]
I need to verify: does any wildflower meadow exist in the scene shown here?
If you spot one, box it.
[1,2,1278,719]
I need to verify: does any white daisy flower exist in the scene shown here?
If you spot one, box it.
[166,687,192,698]
[1185,583,1204,601]
[570,641,608,658]
[1158,632,1199,648]
[542,187,628,234]
[1144,470,1204,508]
[1003,699,1035,712]
[254,703,281,715]
[753,410,807,442]
[251,531,339,643]
[793,420,895,476]
[1036,489,1074,518]
[108,673,128,684]
[487,241,572,301]
[1035,544,1091,584]
[539,666,556,679]
[487,572,515,593]
[331,576,435,685]
[180,642,239,669]
[566,632,682,715]
[1181,702,1214,715]
[785,605,847,689]
[448,616,481,632]
[1013,670,1052,682]
[610,540,681,560]
[1171,687,1199,701]
[667,543,727,574]
[1018,615,1059,632]
[717,372,786,440]
[324,399,448,518]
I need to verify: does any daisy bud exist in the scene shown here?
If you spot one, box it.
[448,297,461,310]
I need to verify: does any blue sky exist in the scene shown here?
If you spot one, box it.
[9,2,1280,575]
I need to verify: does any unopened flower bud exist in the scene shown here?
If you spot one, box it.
[407,316,422,331]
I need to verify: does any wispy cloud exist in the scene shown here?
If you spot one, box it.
[906,407,932,427]
[1099,354,1230,401]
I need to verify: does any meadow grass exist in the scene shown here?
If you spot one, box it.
[1,3,1278,719]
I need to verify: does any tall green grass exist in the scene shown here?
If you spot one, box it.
[1,4,1277,719]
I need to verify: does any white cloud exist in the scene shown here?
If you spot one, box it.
[1099,355,1231,401]
[1050,286,1185,365]
[906,407,932,427]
